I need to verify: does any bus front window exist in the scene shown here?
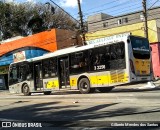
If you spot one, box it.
[130,36,150,59]
[9,65,18,85]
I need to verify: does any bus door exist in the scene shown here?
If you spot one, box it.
[58,57,70,89]
[34,62,43,90]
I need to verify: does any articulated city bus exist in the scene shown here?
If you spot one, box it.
[8,33,152,95]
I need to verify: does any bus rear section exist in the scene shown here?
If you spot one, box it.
[68,40,129,93]
[129,36,152,82]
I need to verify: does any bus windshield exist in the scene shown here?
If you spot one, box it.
[130,36,150,59]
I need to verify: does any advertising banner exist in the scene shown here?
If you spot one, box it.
[13,51,26,63]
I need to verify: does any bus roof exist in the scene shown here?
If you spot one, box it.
[27,32,131,62]
[11,32,140,64]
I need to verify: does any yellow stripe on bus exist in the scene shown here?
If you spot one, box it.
[90,76,98,85]
[46,72,129,89]
[46,80,59,89]
[70,78,77,87]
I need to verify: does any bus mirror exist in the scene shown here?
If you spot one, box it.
[127,39,130,43]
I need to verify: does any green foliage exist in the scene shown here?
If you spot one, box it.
[0,2,77,41]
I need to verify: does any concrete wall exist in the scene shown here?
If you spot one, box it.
[150,43,160,77]
[88,7,160,33]
[86,20,158,43]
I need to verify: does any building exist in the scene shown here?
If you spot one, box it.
[0,28,82,89]
[86,6,160,78]
[87,6,160,33]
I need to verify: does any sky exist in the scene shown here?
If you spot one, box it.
[5,0,160,20]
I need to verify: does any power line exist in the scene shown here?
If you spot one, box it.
[147,3,160,23]
[49,0,78,23]
[71,0,119,18]
[80,0,160,20]
[83,0,118,14]
[2,26,160,63]
[1,11,160,62]
[85,3,142,19]
[0,0,159,30]
[87,5,160,25]
[0,13,154,56]
[148,0,160,9]
[87,12,160,32]
[0,3,78,41]
[84,0,140,17]
[0,0,159,43]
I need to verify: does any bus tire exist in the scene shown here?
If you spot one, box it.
[78,78,91,94]
[97,87,114,93]
[22,84,31,96]
[44,91,52,95]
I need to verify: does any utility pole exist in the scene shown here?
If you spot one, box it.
[77,0,86,45]
[142,0,148,39]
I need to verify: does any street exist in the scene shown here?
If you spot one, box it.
[0,82,160,129]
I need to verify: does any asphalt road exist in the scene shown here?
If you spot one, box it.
[0,85,160,129]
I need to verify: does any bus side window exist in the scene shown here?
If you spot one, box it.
[109,42,126,70]
[26,64,32,80]
[117,42,126,69]
[50,58,57,77]
[70,51,88,74]
[90,46,110,71]
[94,54,100,65]
[43,60,49,78]
[119,42,125,58]
[90,49,98,66]
[105,46,110,62]
[43,58,57,78]
[110,44,117,60]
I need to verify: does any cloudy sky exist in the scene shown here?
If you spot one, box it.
[6,0,160,19]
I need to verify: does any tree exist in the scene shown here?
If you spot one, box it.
[0,2,78,41]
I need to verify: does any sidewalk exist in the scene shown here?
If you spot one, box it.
[114,79,160,91]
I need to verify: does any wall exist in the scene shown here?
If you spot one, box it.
[56,29,82,49]
[150,43,160,77]
[87,7,160,32]
[86,20,158,43]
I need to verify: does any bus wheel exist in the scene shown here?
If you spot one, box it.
[78,78,91,94]
[44,91,52,95]
[97,87,114,93]
[22,84,31,96]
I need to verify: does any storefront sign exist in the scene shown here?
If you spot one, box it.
[13,51,26,62]
[86,32,130,45]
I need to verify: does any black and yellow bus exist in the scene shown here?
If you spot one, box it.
[8,33,152,95]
